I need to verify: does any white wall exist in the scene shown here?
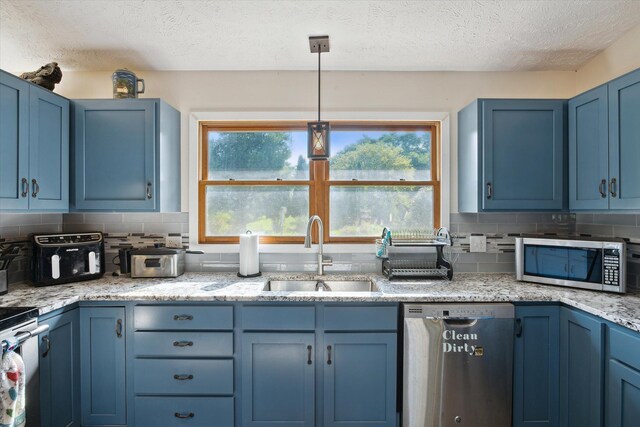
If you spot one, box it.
[576,24,640,94]
[55,70,576,212]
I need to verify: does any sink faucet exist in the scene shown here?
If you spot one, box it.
[304,215,333,275]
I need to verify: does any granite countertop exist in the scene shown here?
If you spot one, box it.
[2,272,639,332]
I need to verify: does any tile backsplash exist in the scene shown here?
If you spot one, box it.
[0,213,63,283]
[1,211,638,290]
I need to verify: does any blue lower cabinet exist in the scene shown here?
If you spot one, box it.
[513,305,560,427]
[559,308,604,427]
[134,396,234,427]
[323,333,397,427]
[80,307,126,426]
[606,323,640,426]
[241,332,315,427]
[39,309,80,427]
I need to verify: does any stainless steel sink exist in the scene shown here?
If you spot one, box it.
[264,280,378,292]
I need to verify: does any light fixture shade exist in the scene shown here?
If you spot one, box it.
[307,121,330,159]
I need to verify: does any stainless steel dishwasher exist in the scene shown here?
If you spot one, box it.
[402,303,514,427]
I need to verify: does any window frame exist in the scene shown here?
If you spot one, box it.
[198,120,440,244]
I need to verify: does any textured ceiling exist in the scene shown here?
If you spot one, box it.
[1,0,640,72]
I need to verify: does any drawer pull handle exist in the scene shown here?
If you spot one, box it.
[21,178,28,198]
[486,182,492,199]
[31,178,40,198]
[41,335,51,358]
[116,319,123,338]
[515,318,523,337]
[609,178,617,198]
[174,374,194,381]
[599,179,607,198]
[327,345,332,365]
[174,412,194,419]
[174,315,194,321]
[307,345,312,365]
[173,341,194,347]
[146,182,153,199]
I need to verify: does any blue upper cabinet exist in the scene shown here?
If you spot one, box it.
[0,70,69,211]
[0,70,29,210]
[608,68,640,209]
[568,67,640,210]
[29,85,69,210]
[568,85,609,210]
[513,305,560,427]
[458,99,566,212]
[71,99,180,211]
[559,307,604,427]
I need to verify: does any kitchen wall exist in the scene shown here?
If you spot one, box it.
[54,69,578,213]
[0,213,63,283]
[575,23,640,94]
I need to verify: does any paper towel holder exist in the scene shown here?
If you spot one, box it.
[238,230,262,278]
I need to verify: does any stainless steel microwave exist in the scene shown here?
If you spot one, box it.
[515,237,626,293]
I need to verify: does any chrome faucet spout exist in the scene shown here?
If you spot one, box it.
[304,215,331,274]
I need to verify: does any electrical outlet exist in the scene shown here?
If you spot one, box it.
[469,235,487,253]
[165,235,183,249]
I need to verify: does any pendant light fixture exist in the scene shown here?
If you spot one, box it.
[307,35,330,160]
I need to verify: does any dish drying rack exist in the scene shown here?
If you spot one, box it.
[376,228,457,280]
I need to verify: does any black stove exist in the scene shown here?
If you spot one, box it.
[0,307,38,331]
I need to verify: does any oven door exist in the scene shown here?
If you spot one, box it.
[516,238,605,291]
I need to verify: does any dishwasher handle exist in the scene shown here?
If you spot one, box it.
[443,318,479,327]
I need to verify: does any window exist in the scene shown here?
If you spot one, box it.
[198,121,440,243]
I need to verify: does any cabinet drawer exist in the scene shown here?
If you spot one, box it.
[135,396,234,427]
[134,305,233,330]
[134,359,233,395]
[134,331,233,357]
[323,305,398,331]
[242,305,315,330]
[608,324,640,371]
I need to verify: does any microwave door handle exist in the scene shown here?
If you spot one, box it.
[51,254,60,279]
[88,251,96,274]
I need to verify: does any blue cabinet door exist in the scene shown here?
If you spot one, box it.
[482,100,566,210]
[0,70,29,210]
[559,308,604,427]
[241,333,315,427]
[80,307,126,426]
[568,86,609,210]
[39,309,80,427]
[73,100,156,211]
[29,86,69,210]
[322,333,397,427]
[513,305,560,427]
[607,360,640,426]
[609,68,640,209]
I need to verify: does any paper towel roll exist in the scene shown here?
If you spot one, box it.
[239,232,260,277]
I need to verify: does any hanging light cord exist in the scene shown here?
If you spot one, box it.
[318,48,321,122]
